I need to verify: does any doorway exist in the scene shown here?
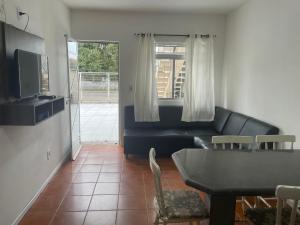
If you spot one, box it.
[78,41,119,144]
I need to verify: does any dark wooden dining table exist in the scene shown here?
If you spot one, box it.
[172,148,300,225]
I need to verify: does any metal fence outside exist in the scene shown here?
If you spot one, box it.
[79,72,119,103]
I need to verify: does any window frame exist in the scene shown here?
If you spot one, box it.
[155,44,186,101]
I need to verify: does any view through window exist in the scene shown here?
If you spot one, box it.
[155,44,186,99]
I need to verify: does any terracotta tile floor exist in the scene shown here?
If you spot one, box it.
[19,145,250,225]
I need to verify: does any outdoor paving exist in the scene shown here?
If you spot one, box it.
[80,104,119,144]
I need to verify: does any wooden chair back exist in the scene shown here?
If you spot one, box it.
[212,135,254,150]
[256,135,296,150]
[149,148,167,217]
[276,185,300,225]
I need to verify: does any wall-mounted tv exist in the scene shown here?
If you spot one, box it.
[14,49,41,99]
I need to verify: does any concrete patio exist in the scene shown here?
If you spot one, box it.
[80,103,119,144]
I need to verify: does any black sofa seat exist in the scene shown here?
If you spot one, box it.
[123,105,279,157]
[124,105,213,157]
[194,113,280,149]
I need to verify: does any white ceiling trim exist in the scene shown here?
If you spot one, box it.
[61,0,248,14]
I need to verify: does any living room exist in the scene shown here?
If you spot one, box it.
[0,0,299,225]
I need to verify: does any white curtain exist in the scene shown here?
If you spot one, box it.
[182,36,215,122]
[134,34,160,122]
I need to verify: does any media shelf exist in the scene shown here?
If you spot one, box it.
[0,96,65,126]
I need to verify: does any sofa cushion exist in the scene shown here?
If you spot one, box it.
[239,118,279,136]
[124,128,195,155]
[213,107,232,133]
[185,128,219,137]
[124,128,187,137]
[124,105,213,129]
[222,112,249,135]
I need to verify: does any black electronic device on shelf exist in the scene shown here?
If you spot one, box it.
[13,49,42,99]
[0,22,65,126]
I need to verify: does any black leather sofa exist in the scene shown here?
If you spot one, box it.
[124,105,279,157]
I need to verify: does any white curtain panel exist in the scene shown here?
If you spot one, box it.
[134,34,160,122]
[182,36,215,122]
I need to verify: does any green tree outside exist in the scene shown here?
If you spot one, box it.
[78,42,119,73]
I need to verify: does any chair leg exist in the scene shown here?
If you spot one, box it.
[255,196,261,208]
[153,215,159,225]
[241,196,246,215]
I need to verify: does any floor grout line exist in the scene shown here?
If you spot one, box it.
[82,169,101,225]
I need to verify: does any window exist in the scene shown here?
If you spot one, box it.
[155,44,186,99]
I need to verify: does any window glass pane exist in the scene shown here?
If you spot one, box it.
[174,60,186,98]
[155,44,186,99]
[156,59,173,98]
[156,45,185,54]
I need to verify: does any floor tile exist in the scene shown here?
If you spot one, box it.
[73,173,99,183]
[60,196,92,212]
[94,182,120,195]
[119,181,145,196]
[29,194,62,213]
[98,172,120,182]
[80,104,119,143]
[18,211,54,225]
[118,195,147,210]
[84,157,104,165]
[80,165,102,173]
[68,183,96,195]
[101,164,121,173]
[84,211,116,225]
[116,210,148,225]
[51,211,86,225]
[89,195,118,210]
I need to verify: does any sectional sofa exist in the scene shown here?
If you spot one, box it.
[123,105,279,157]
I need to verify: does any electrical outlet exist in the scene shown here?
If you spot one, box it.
[47,150,51,160]
[16,7,22,20]
[0,0,6,20]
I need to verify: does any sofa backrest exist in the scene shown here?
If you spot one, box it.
[222,112,249,135]
[213,107,232,133]
[124,105,213,129]
[239,118,279,136]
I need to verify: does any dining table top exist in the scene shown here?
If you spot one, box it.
[172,148,300,196]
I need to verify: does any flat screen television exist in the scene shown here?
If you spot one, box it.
[14,49,41,99]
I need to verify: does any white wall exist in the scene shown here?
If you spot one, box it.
[222,0,300,147]
[0,1,71,224]
[70,10,226,142]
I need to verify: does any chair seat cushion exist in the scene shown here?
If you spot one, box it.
[246,207,300,225]
[160,190,209,219]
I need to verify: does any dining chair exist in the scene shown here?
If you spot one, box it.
[212,135,254,217]
[149,148,209,225]
[256,135,296,150]
[246,185,300,225]
[212,135,254,150]
[256,135,296,208]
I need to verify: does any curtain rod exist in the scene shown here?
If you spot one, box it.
[134,33,216,38]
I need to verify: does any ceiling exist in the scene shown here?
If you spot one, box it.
[61,0,248,14]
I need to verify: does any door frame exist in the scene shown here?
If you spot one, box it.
[65,34,82,160]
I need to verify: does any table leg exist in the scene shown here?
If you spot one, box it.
[204,194,236,225]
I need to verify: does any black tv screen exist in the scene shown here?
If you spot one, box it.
[14,49,41,98]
